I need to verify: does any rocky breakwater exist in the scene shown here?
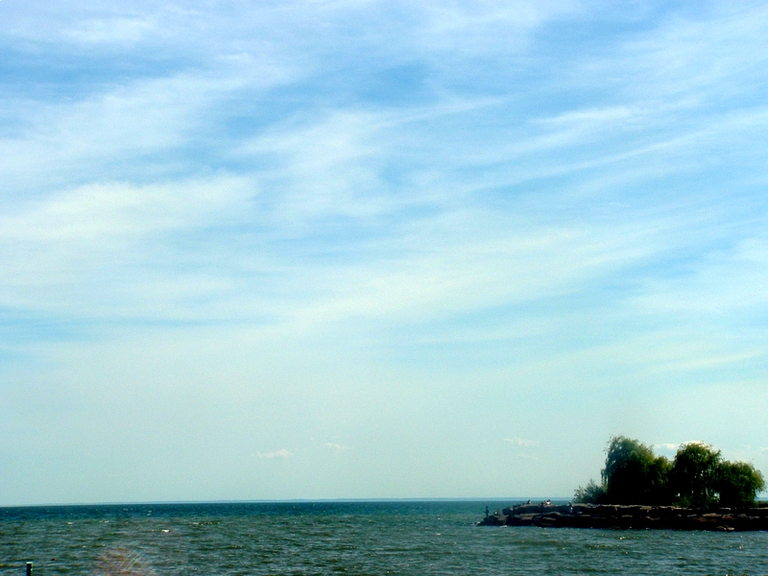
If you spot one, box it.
[478,502,768,531]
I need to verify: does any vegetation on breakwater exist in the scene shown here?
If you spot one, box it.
[478,502,768,531]
[479,437,766,530]
[574,436,765,508]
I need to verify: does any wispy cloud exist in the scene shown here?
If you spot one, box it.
[324,443,350,451]
[253,450,292,460]
[517,453,539,461]
[504,437,540,448]
[2,0,768,505]
[62,16,160,46]
[0,176,257,320]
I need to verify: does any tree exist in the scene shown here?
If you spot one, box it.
[576,437,766,508]
[574,479,606,504]
[645,454,673,505]
[672,442,721,508]
[715,461,766,507]
[601,436,671,505]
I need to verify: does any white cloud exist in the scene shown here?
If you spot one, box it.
[324,443,350,451]
[254,450,292,459]
[504,437,540,448]
[2,0,768,505]
[238,110,393,228]
[571,3,768,105]
[414,0,582,56]
[633,236,768,319]
[0,60,292,198]
[63,16,159,46]
[517,453,539,460]
[1,177,252,244]
[680,440,709,447]
[0,176,257,317]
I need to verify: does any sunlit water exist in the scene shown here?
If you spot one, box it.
[2,501,767,575]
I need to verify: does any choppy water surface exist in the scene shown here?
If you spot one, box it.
[1,501,767,575]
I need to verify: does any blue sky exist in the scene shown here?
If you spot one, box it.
[2,0,768,505]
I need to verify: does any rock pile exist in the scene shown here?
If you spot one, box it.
[478,502,768,531]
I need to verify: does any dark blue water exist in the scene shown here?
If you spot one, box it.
[1,501,767,575]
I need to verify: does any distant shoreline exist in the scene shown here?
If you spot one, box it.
[0,497,553,509]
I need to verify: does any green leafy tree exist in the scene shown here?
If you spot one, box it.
[576,437,766,508]
[573,479,606,504]
[672,442,721,508]
[602,436,672,505]
[715,461,765,507]
[646,454,673,504]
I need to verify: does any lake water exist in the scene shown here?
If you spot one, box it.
[1,501,767,575]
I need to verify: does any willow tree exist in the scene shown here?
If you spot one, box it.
[576,437,765,507]
[715,461,765,507]
[602,436,671,505]
[671,442,721,508]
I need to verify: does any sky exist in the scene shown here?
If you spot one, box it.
[1,0,768,506]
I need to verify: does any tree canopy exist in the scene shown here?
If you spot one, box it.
[601,436,672,505]
[716,461,767,508]
[672,442,722,508]
[575,436,765,508]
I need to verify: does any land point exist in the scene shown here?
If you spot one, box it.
[478,501,768,531]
